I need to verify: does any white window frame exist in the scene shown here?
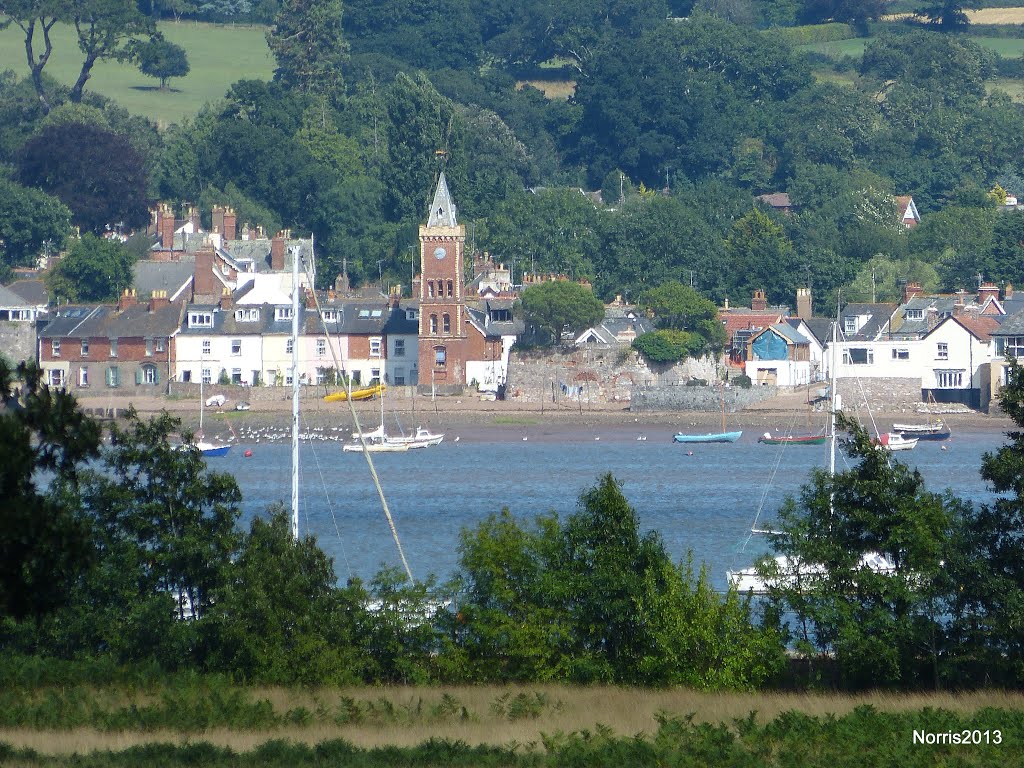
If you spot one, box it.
[286,338,294,355]
[79,367,89,387]
[202,339,212,356]
[316,338,326,357]
[80,340,89,356]
[936,370,964,388]
[202,367,212,385]
[231,338,242,356]
[393,338,405,357]
[936,342,949,360]
[142,365,157,385]
[370,337,382,357]
[47,368,65,387]
[275,307,294,321]
[188,312,213,328]
[905,309,924,321]
[51,339,61,357]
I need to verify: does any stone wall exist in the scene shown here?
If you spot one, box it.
[834,378,922,413]
[631,382,779,412]
[0,322,36,365]
[505,346,730,406]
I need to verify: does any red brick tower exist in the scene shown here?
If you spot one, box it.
[418,173,467,386]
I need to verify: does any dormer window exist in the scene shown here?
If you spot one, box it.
[235,308,260,322]
[322,309,337,322]
[358,309,370,318]
[406,309,417,321]
[189,311,214,328]
[275,307,293,321]
[905,309,924,321]
[844,316,858,335]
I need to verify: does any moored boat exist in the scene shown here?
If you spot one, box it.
[876,432,918,451]
[758,431,827,446]
[891,421,950,440]
[673,430,743,444]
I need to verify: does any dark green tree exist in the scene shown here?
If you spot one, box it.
[632,329,699,364]
[917,2,979,30]
[946,359,1024,685]
[0,178,72,269]
[984,209,1024,287]
[131,37,190,90]
[46,233,136,303]
[267,0,349,97]
[640,280,724,341]
[724,208,800,306]
[0,360,102,624]
[454,474,784,686]
[763,414,963,689]
[519,280,605,345]
[15,122,149,234]
[202,506,371,684]
[69,0,153,102]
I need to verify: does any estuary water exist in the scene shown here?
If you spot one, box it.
[223,425,1003,591]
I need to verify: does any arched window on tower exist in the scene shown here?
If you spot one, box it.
[428,281,435,298]
[446,280,453,297]
[443,313,451,333]
[429,314,438,334]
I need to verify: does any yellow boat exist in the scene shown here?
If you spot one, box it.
[323,382,386,402]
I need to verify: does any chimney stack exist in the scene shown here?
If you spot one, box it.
[193,248,216,299]
[926,306,939,331]
[978,282,1000,306]
[212,205,224,237]
[304,288,316,309]
[189,205,200,234]
[223,207,237,241]
[148,289,170,312]
[117,289,137,312]
[1007,282,1015,300]
[796,287,812,320]
[160,204,175,250]
[903,281,924,304]
[270,231,286,271]
[219,287,233,311]
[751,289,767,312]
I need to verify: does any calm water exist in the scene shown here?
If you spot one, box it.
[221,426,1003,591]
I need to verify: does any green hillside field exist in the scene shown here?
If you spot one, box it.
[0,21,274,126]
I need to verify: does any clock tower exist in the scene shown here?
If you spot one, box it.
[418,172,468,386]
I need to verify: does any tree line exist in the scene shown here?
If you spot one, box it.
[4,354,1024,691]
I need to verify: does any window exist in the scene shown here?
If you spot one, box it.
[202,367,212,385]
[139,365,158,385]
[156,338,165,353]
[286,338,294,354]
[393,338,405,357]
[235,308,260,322]
[188,312,213,328]
[434,346,446,368]
[182,370,192,383]
[428,281,435,298]
[51,339,61,357]
[936,370,963,388]
[447,280,453,298]
[231,338,242,356]
[79,367,89,387]
[843,348,874,365]
[110,339,118,358]
[844,316,858,335]
[891,348,909,361]
[317,338,326,356]
[905,309,924,321]
[371,368,380,382]
[80,340,89,356]
[47,368,65,387]
[231,368,242,384]
[406,309,417,321]
[202,339,211,356]
[429,314,438,334]
[275,307,293,321]
[322,309,337,322]
[443,313,451,333]
[394,368,406,386]
[358,309,370,318]
[937,342,949,360]
[371,309,382,318]
[106,366,120,388]
[1000,336,1024,359]
[145,338,154,357]
[490,309,512,322]
[370,337,382,357]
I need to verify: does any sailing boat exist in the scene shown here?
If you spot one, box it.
[727,315,897,593]
[673,380,742,443]
[194,378,230,457]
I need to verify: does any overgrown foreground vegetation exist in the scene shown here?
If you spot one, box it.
[1,681,1023,766]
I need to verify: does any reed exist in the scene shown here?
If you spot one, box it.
[3,684,1024,755]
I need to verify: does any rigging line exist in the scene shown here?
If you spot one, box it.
[745,406,801,543]
[302,257,416,585]
[300,407,353,579]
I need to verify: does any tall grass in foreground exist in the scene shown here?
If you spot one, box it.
[2,706,1024,766]
[3,683,1024,755]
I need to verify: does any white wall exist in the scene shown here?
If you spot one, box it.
[920,321,993,391]
[831,339,924,380]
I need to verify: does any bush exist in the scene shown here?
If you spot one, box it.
[733,374,753,389]
[632,330,692,364]
[770,23,858,46]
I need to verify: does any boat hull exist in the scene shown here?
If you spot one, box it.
[758,434,827,445]
[198,444,231,457]
[892,423,950,440]
[323,384,386,402]
[673,431,742,443]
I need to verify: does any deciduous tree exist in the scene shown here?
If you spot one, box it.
[519,280,605,345]
[0,178,72,269]
[131,36,190,90]
[46,233,136,303]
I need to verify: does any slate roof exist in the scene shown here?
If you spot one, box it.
[800,317,834,345]
[4,279,48,306]
[761,323,810,345]
[721,311,784,340]
[134,259,195,301]
[427,172,458,228]
[466,304,525,338]
[840,303,896,340]
[992,307,1024,337]
[218,237,313,273]
[0,284,33,308]
[40,301,185,339]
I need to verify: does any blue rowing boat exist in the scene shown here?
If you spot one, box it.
[673,431,743,444]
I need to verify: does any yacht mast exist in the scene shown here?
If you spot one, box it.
[291,243,301,540]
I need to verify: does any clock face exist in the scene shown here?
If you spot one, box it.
[433,246,446,260]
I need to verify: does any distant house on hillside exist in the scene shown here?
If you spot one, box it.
[895,195,921,228]
[756,192,795,214]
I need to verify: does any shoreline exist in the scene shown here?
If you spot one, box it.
[77,391,1014,436]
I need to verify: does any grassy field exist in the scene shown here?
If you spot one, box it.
[802,35,1024,61]
[0,21,273,127]
[2,683,1024,755]
[969,7,1024,24]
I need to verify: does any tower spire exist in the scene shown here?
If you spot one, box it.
[427,172,458,228]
